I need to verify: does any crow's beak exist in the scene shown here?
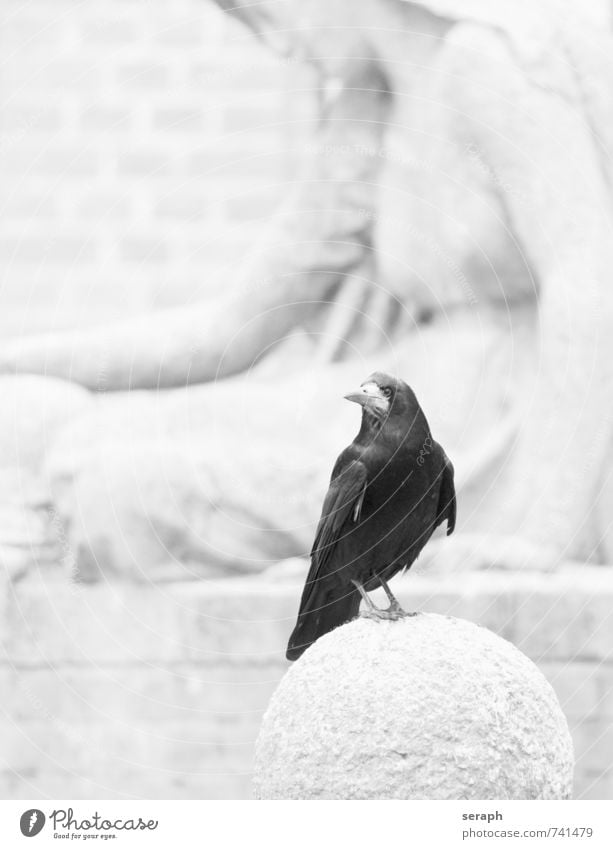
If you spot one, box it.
[344,382,388,414]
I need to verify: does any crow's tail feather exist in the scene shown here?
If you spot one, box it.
[286,586,360,661]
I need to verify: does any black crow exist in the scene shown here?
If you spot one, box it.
[286,371,456,661]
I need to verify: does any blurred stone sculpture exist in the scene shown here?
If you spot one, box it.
[2,0,613,579]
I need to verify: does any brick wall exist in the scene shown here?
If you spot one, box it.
[0,0,314,336]
[1,1,610,341]
[1,570,611,799]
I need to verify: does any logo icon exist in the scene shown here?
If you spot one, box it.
[19,810,46,837]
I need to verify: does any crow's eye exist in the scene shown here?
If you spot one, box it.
[382,386,392,398]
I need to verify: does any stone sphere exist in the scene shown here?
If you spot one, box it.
[254,615,574,799]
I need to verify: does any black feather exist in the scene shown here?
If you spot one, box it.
[286,372,456,661]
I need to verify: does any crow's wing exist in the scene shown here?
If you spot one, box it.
[296,456,367,615]
[435,448,456,536]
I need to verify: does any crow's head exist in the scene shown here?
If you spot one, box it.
[344,371,420,428]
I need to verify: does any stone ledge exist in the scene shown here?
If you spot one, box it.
[2,567,612,665]
[1,566,611,799]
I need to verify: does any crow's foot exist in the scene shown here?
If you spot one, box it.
[360,606,417,621]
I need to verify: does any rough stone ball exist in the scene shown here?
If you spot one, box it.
[254,614,574,799]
